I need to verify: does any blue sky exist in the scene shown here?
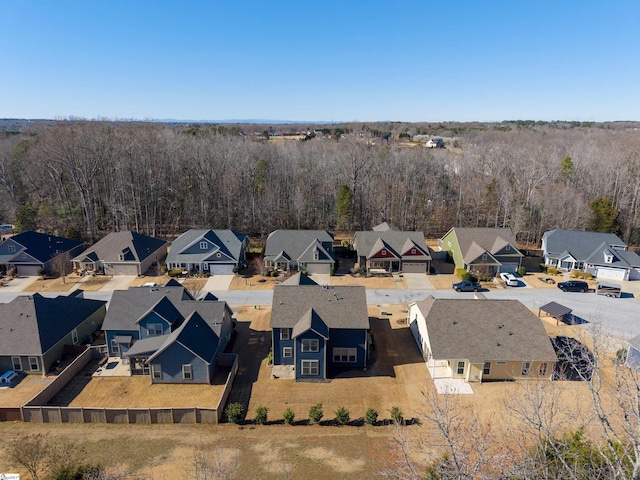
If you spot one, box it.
[1,1,639,122]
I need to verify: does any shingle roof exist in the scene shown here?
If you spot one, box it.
[264,230,335,263]
[0,293,105,355]
[281,272,319,286]
[72,231,166,264]
[451,228,521,264]
[166,229,248,265]
[372,222,398,231]
[271,285,369,330]
[584,242,640,268]
[412,297,557,363]
[543,229,626,262]
[0,231,83,263]
[292,308,330,339]
[354,229,430,260]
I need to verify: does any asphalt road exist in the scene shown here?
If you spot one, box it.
[1,287,637,340]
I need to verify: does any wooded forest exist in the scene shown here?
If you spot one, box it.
[1,120,639,245]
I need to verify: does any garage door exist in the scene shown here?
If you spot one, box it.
[306,263,331,274]
[16,265,42,276]
[112,264,140,276]
[498,263,519,273]
[208,264,235,275]
[402,262,426,273]
[596,267,626,281]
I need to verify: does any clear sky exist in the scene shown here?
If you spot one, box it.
[1,1,639,122]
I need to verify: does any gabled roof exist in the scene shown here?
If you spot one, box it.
[292,308,330,339]
[271,285,369,330]
[464,241,501,265]
[298,240,334,263]
[448,228,521,264]
[367,238,400,259]
[135,296,184,327]
[72,231,166,264]
[372,222,398,232]
[412,297,557,364]
[0,231,83,264]
[0,293,105,356]
[264,230,335,263]
[584,242,640,269]
[543,229,627,262]
[281,272,319,286]
[166,229,248,265]
[354,229,431,260]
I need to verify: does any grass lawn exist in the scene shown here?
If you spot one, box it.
[0,375,53,407]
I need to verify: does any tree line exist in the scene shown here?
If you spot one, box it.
[1,121,639,245]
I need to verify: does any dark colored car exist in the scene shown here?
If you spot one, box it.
[557,280,589,292]
[452,280,481,292]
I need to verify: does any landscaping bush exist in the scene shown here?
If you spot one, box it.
[365,408,379,425]
[224,402,243,424]
[389,406,404,424]
[167,268,182,277]
[283,408,295,425]
[456,268,471,281]
[517,266,526,276]
[255,405,268,425]
[539,263,547,273]
[232,266,239,274]
[309,403,324,424]
[330,266,335,276]
[334,406,350,426]
[547,267,560,275]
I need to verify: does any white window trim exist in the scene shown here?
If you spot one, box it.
[29,356,39,371]
[110,339,120,355]
[506,244,511,251]
[11,356,22,371]
[151,364,162,379]
[301,359,319,376]
[521,361,531,376]
[216,252,221,257]
[456,361,465,375]
[200,241,208,250]
[283,347,292,358]
[381,249,387,255]
[302,338,319,352]
[482,253,488,261]
[280,328,290,340]
[539,362,548,376]
[333,348,357,363]
[182,364,193,380]
[483,362,491,375]
[8,245,15,252]
[71,328,79,345]
[148,324,163,336]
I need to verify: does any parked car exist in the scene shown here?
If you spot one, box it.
[452,280,481,292]
[557,280,589,293]
[499,272,519,287]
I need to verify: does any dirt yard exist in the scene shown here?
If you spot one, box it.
[26,275,78,292]
[0,375,53,407]
[129,274,170,287]
[75,275,113,291]
[230,273,281,290]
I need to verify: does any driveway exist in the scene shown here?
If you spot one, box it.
[204,275,233,291]
[310,273,330,285]
[98,275,136,292]
[403,273,434,289]
[0,276,37,292]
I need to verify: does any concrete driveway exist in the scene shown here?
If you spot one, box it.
[403,273,434,289]
[98,275,136,292]
[310,273,330,285]
[204,275,233,291]
[0,276,37,292]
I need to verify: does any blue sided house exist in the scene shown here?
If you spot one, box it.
[271,285,370,380]
[101,279,234,384]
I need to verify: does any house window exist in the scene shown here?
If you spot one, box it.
[539,362,548,376]
[182,364,193,380]
[216,253,221,258]
[110,339,120,355]
[456,361,465,375]
[29,357,39,371]
[11,356,22,371]
[411,249,416,254]
[301,360,319,376]
[200,241,208,250]
[71,329,79,345]
[496,361,507,365]
[506,245,511,251]
[283,347,292,358]
[8,245,15,252]
[381,249,387,256]
[521,362,531,376]
[118,254,125,261]
[605,254,613,264]
[151,364,162,379]
[483,362,491,375]
[280,328,290,340]
[333,348,357,363]
[482,253,488,261]
[148,324,163,336]
[302,339,319,352]
[21,253,27,259]
[203,263,209,271]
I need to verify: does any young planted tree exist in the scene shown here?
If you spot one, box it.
[365,407,379,425]
[283,407,295,425]
[334,406,350,426]
[309,403,324,424]
[224,402,244,424]
[255,405,268,425]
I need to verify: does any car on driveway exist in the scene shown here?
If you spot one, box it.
[499,272,519,286]
[557,280,589,292]
[452,280,481,292]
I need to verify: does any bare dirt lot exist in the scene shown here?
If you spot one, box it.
[0,375,53,407]
[26,275,77,292]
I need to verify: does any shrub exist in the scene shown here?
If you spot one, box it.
[255,405,268,425]
[539,263,547,272]
[349,267,359,275]
[547,267,560,275]
[167,268,182,277]
[283,408,295,425]
[616,348,628,364]
[270,270,278,277]
[365,408,378,425]
[162,264,168,274]
[456,268,471,281]
[225,402,243,423]
[389,406,404,424]
[37,267,46,277]
[334,406,350,426]
[309,403,324,424]
[232,266,239,274]
[517,266,526,276]
[586,273,593,280]
[330,266,335,276]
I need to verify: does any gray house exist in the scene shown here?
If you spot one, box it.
[439,227,523,275]
[0,292,106,375]
[353,222,431,274]
[0,231,84,277]
[264,230,335,274]
[542,229,640,281]
[102,280,234,384]
[72,231,168,276]
[165,229,250,275]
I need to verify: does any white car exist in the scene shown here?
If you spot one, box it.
[500,272,519,287]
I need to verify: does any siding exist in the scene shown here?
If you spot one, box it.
[295,330,326,379]
[327,328,367,369]
[152,343,210,384]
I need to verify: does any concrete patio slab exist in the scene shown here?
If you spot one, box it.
[0,276,37,292]
[98,275,136,292]
[403,273,434,289]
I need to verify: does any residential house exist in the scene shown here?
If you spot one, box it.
[72,231,167,276]
[542,229,640,281]
[353,222,431,274]
[409,296,557,382]
[165,229,250,275]
[102,280,234,384]
[0,231,84,276]
[271,285,369,380]
[264,230,335,274]
[439,227,523,276]
[0,292,106,375]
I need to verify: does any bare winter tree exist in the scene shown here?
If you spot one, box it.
[49,251,74,283]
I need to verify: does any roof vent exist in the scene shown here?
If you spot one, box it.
[497,342,502,347]
[452,320,457,325]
